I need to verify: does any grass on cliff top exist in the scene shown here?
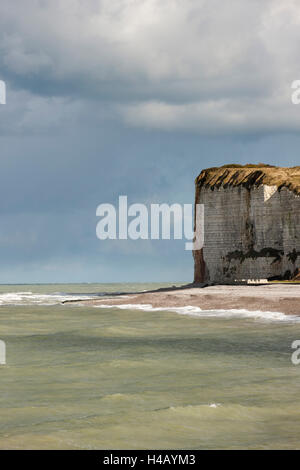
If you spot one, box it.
[196,163,300,195]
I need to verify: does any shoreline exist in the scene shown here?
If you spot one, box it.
[65,284,300,316]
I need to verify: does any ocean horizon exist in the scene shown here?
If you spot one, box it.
[1,282,300,449]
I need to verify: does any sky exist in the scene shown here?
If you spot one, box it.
[0,0,300,284]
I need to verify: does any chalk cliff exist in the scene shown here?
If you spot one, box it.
[193,164,300,283]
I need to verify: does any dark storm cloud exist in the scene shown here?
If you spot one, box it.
[1,0,300,134]
[0,0,299,282]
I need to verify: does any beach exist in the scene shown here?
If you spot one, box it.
[73,284,300,316]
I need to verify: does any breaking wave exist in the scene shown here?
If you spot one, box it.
[0,292,97,306]
[95,303,300,322]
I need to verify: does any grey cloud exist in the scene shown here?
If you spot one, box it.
[0,0,299,134]
[0,0,299,283]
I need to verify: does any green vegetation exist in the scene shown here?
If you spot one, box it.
[226,247,284,264]
[196,164,300,195]
[287,249,300,264]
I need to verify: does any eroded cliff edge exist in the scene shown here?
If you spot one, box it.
[193,164,300,283]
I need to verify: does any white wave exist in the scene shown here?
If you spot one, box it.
[94,303,300,322]
[0,292,96,306]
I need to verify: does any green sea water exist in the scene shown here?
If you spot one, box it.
[0,283,300,449]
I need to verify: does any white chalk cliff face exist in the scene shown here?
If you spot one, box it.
[193,165,300,283]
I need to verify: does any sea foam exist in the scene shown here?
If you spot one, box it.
[94,303,300,322]
[0,292,95,306]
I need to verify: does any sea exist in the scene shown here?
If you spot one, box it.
[0,282,300,450]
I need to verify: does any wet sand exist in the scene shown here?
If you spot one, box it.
[70,284,300,316]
